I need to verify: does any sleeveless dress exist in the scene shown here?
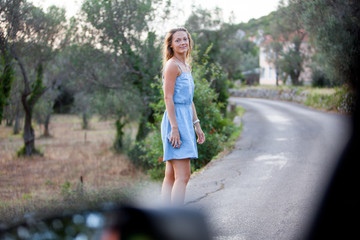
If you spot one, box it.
[161,63,198,162]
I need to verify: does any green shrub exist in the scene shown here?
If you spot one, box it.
[22,193,32,200]
[304,85,356,113]
[127,125,165,180]
[0,51,15,122]
[311,68,333,87]
[16,145,43,157]
[61,181,72,195]
[335,85,357,113]
[194,45,230,114]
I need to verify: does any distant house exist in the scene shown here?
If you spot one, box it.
[259,31,313,85]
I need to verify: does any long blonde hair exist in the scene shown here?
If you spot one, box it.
[162,27,193,70]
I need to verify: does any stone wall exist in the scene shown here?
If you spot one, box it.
[229,88,308,103]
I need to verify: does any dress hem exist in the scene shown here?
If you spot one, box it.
[163,156,198,162]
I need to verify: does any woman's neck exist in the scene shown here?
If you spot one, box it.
[173,53,186,64]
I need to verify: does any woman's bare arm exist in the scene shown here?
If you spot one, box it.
[192,102,205,144]
[191,102,199,122]
[164,61,181,147]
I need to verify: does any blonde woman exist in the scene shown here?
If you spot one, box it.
[161,28,205,205]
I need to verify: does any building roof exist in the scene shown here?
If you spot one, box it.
[261,29,309,45]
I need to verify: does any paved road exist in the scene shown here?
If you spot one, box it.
[185,97,352,240]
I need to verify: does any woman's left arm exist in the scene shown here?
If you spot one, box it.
[192,102,205,144]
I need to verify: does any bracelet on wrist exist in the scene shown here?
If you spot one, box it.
[193,119,200,125]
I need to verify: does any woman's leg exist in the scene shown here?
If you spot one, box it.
[161,160,175,204]
[171,158,191,205]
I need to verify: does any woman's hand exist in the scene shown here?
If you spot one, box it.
[194,124,205,144]
[169,127,181,148]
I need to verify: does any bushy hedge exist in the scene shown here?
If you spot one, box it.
[304,85,356,113]
[311,68,333,87]
[128,57,238,180]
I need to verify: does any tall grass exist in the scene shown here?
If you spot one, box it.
[304,85,356,113]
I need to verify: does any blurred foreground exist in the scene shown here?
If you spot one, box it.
[0,205,212,240]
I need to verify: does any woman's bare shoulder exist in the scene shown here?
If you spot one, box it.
[164,59,181,77]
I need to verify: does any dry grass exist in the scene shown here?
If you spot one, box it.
[0,114,149,223]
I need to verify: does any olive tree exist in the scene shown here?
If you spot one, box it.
[1,0,68,155]
[266,0,308,85]
[0,1,16,122]
[80,0,163,141]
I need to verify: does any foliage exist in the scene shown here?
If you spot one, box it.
[185,7,259,82]
[309,52,337,87]
[265,1,308,86]
[234,85,355,114]
[33,52,65,135]
[80,0,163,141]
[0,51,15,122]
[128,57,238,180]
[16,145,43,157]
[311,68,332,88]
[71,92,94,130]
[277,41,305,86]
[291,0,360,90]
[335,86,357,113]
[114,119,127,152]
[33,90,55,133]
[238,11,277,36]
[2,66,23,132]
[185,7,223,32]
[91,88,143,152]
[128,129,164,180]
[28,64,46,106]
[304,85,356,113]
[1,0,68,156]
[192,45,230,113]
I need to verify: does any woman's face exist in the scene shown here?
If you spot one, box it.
[171,31,189,55]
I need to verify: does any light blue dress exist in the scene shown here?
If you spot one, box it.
[161,64,198,162]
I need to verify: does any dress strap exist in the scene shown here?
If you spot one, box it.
[174,61,183,73]
[162,59,185,79]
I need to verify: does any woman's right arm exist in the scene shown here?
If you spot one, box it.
[164,62,181,148]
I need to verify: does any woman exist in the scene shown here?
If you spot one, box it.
[161,27,205,205]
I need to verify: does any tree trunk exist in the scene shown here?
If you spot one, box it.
[136,116,147,141]
[44,113,51,137]
[82,112,88,130]
[136,109,154,141]
[13,104,21,134]
[6,118,13,126]
[23,105,35,156]
[12,47,47,156]
[114,119,126,152]
[291,71,301,86]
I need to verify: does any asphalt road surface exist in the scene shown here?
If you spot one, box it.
[185,97,352,240]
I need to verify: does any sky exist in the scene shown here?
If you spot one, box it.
[29,0,281,24]
[184,0,281,23]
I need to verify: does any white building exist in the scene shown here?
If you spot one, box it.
[259,32,313,85]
